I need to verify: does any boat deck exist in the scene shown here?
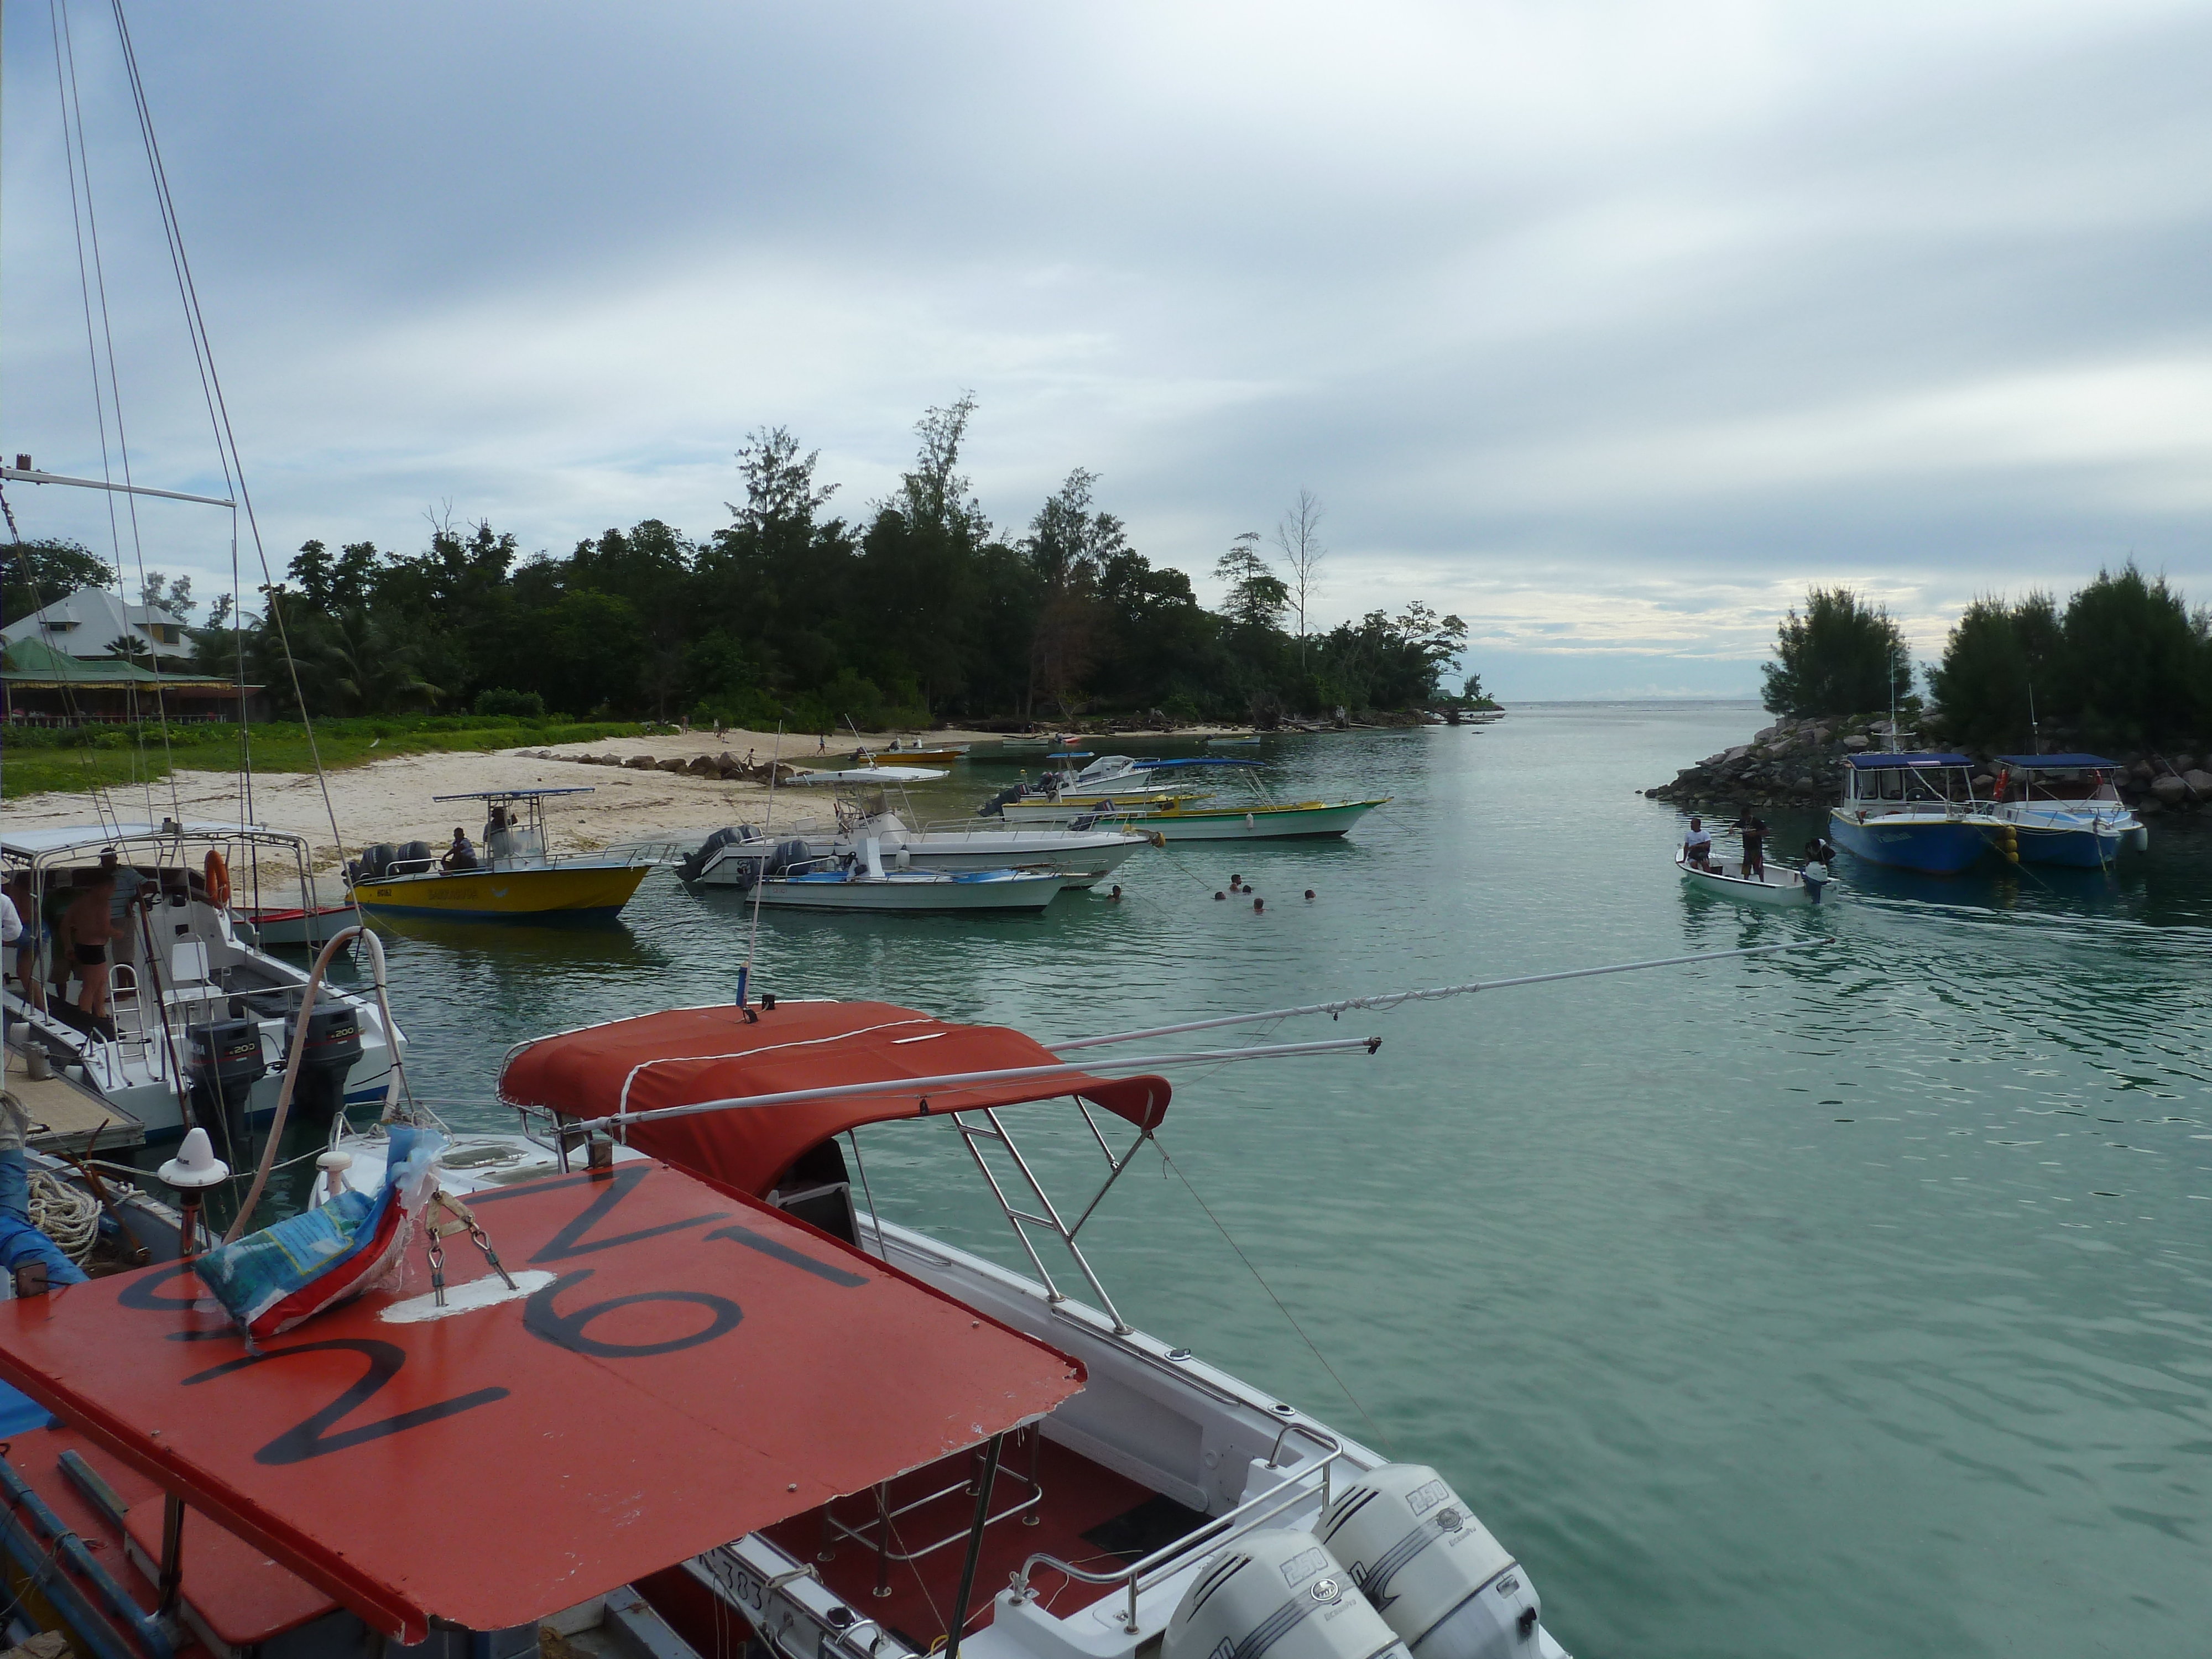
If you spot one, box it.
[2,1045,144,1152]
[760,1429,1204,1650]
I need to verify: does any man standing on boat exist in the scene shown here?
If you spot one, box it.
[62,871,125,1024]
[1683,816,1714,869]
[1737,812,1770,879]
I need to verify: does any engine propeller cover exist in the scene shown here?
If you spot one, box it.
[1164,1528,1408,1659]
[1317,1466,1540,1659]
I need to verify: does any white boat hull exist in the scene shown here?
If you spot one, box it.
[1088,799,1387,841]
[748,870,1062,912]
[1677,850,1830,906]
[690,829,1147,888]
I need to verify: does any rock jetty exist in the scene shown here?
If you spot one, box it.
[1643,718,2212,817]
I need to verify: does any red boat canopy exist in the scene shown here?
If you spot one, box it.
[500,1001,1172,1196]
[0,1161,1083,1642]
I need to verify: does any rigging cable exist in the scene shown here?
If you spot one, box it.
[53,0,181,824]
[1153,1136,1396,1457]
[106,0,358,907]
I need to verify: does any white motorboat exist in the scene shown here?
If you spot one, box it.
[711,838,1063,911]
[680,802,1151,892]
[1985,754,2148,867]
[1003,760,1389,842]
[1677,848,1833,906]
[2,822,405,1143]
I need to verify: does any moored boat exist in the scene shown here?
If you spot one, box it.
[1828,753,2010,874]
[1986,754,2148,867]
[2,822,404,1142]
[233,901,358,949]
[347,787,655,921]
[680,807,1150,891]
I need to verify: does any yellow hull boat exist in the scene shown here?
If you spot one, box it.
[349,862,651,921]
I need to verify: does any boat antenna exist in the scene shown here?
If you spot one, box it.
[740,723,782,1006]
[1051,938,1834,1050]
[2027,678,2041,756]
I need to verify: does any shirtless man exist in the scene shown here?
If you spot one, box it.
[63,871,126,1021]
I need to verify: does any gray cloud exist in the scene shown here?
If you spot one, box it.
[5,0,2208,699]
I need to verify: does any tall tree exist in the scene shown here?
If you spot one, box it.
[1022,468,1124,718]
[1274,489,1326,666]
[2,539,112,621]
[1761,587,1912,718]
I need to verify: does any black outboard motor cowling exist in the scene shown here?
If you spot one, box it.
[397,840,433,871]
[679,826,742,884]
[187,1017,267,1154]
[284,1002,363,1127]
[361,843,397,880]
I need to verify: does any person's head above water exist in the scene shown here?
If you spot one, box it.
[1253,897,1264,912]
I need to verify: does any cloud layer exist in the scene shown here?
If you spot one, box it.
[6,1,2208,697]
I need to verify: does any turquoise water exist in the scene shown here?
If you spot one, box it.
[365,703,2212,1658]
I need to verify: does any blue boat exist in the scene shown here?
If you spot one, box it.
[1987,755,2149,868]
[1828,753,2007,874]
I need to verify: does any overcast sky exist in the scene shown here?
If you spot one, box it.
[7,1,2209,698]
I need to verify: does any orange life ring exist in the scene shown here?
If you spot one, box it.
[204,849,231,907]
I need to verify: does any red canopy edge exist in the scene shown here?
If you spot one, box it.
[0,1161,1084,1641]
[498,1001,1172,1196]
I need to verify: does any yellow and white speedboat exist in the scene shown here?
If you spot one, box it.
[347,787,656,922]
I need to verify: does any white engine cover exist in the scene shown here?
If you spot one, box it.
[1317,1466,1540,1659]
[1164,1528,1410,1659]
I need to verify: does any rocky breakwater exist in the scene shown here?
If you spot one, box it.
[1642,716,1874,810]
[1644,722,2212,818]
[523,749,804,785]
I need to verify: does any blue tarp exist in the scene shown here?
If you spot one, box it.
[1845,753,1973,768]
[1994,754,2116,769]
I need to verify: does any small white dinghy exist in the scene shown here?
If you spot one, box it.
[1677,848,1835,907]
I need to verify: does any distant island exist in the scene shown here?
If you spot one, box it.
[1647,576,2212,814]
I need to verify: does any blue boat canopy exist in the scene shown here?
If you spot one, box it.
[1846,752,1974,769]
[1994,754,2115,769]
[1131,757,1266,770]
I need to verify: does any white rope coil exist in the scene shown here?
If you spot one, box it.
[28,1170,102,1264]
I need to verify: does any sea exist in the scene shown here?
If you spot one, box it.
[358,701,2211,1659]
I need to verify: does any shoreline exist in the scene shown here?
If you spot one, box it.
[0,722,1268,900]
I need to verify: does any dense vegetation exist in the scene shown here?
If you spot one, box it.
[10,399,1475,732]
[1764,567,2212,749]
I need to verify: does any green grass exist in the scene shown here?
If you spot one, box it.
[1,716,646,800]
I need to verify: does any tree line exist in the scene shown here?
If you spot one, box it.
[8,398,1477,731]
[1762,566,2212,748]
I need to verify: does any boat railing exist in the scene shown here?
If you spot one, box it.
[1008,1424,1347,1632]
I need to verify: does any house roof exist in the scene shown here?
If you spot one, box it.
[1,636,247,690]
[499,1000,1172,1196]
[0,586,195,660]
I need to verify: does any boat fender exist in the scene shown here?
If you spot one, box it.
[1245,813,1256,831]
[204,849,231,907]
[1318,1465,1539,1659]
[1149,831,1167,848]
[1164,1529,1409,1659]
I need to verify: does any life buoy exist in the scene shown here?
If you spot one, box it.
[204,849,231,907]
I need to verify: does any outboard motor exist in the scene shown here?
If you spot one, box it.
[1317,1467,1541,1658]
[679,826,743,884]
[360,843,397,880]
[765,838,811,878]
[978,785,1024,818]
[187,1017,268,1156]
[283,1001,363,1128]
[397,839,433,872]
[1165,1530,1408,1659]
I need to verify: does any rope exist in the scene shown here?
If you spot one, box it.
[27,1169,101,1265]
[1153,1136,1395,1456]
